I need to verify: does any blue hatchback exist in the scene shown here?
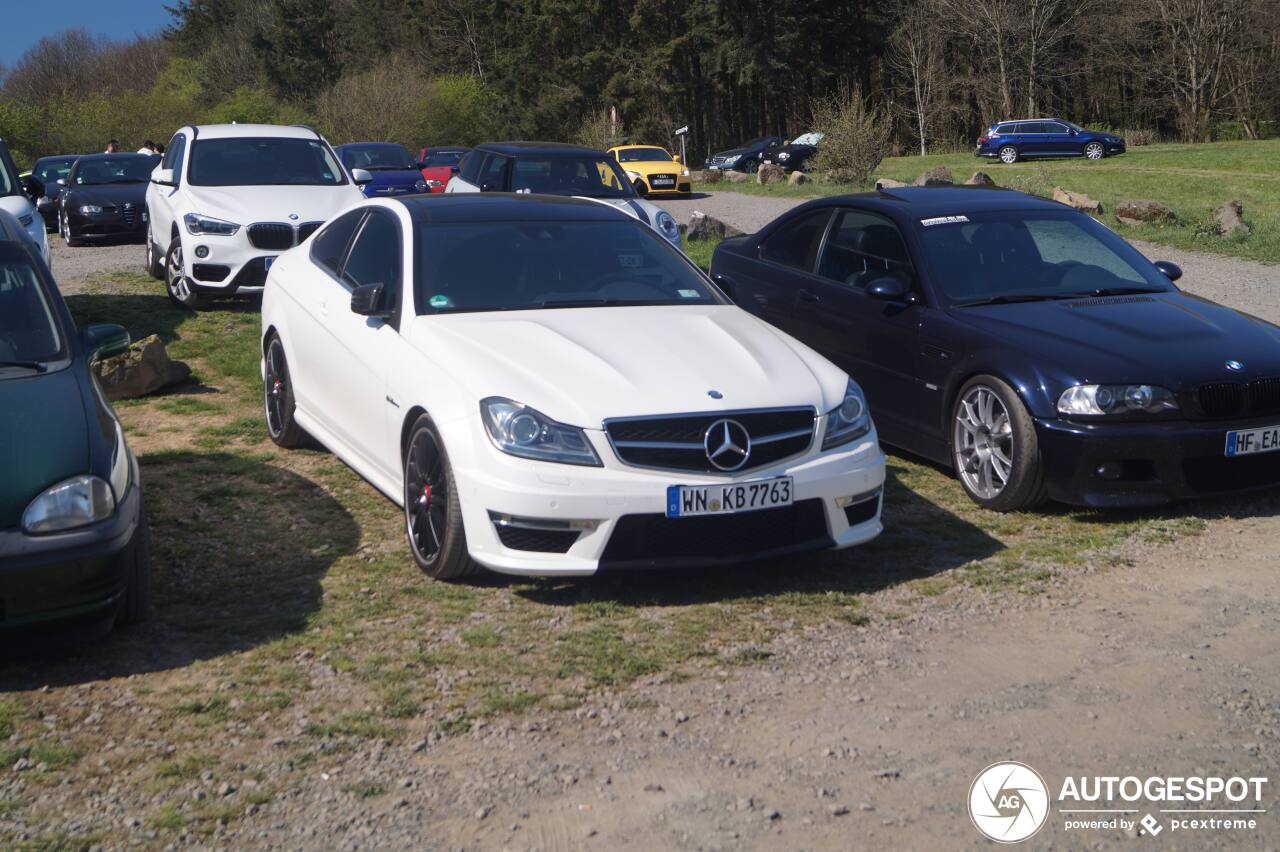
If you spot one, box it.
[335,142,428,198]
[975,119,1125,164]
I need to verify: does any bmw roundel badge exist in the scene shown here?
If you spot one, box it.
[1226,360,1245,372]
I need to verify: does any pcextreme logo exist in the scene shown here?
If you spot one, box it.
[969,762,1269,842]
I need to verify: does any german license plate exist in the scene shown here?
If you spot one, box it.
[652,177,675,187]
[1225,424,1280,456]
[666,476,793,518]
[264,256,278,270]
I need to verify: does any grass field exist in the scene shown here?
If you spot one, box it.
[3,268,1260,842]
[706,139,1280,264]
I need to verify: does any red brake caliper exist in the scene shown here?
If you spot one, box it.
[422,484,432,507]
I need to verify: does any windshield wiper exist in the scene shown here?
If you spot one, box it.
[0,359,48,372]
[953,293,1078,307]
[1061,286,1167,298]
[535,298,634,308]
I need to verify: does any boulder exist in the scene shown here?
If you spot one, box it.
[874,177,908,190]
[1213,200,1250,235]
[1115,199,1176,226]
[757,163,787,185]
[699,168,722,185]
[92,334,191,402]
[787,171,808,186]
[686,211,744,242]
[965,171,996,187]
[914,166,953,186]
[1052,187,1102,215]
[724,170,750,184]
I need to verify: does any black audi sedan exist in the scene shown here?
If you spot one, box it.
[710,187,1280,510]
[57,152,159,246]
[0,209,151,636]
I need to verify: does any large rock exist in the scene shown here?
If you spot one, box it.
[698,168,722,185]
[874,177,908,190]
[723,170,750,184]
[1213,200,1250,235]
[686,211,744,242]
[1115,199,1176,226]
[93,334,191,401]
[965,171,996,187]
[1052,187,1102,214]
[787,171,808,186]
[914,166,953,186]
[757,163,787,185]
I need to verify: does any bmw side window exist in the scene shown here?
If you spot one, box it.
[816,210,915,291]
[458,151,479,184]
[311,210,365,277]
[341,210,401,299]
[162,134,186,185]
[760,209,833,272]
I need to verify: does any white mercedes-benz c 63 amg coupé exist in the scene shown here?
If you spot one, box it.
[259,193,885,579]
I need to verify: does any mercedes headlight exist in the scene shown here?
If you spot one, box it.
[655,210,680,241]
[481,398,601,466]
[822,379,872,450]
[183,213,240,236]
[22,475,116,534]
[78,205,103,215]
[723,154,741,165]
[1057,384,1179,417]
[778,152,790,161]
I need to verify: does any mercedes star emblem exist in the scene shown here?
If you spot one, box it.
[704,418,751,471]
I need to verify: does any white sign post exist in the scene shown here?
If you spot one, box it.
[674,125,689,167]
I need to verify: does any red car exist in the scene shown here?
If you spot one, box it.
[416,147,471,193]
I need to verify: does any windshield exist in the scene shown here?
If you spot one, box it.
[423,150,466,168]
[342,144,415,171]
[71,156,157,185]
[188,137,346,187]
[917,210,1176,305]
[616,147,672,163]
[415,220,725,315]
[0,244,63,368]
[508,156,635,199]
[35,158,76,183]
[745,137,773,147]
[789,132,823,146]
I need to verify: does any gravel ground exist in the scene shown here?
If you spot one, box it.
[48,235,146,296]
[655,191,1280,324]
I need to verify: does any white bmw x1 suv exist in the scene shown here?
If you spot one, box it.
[145,124,366,309]
[260,194,885,579]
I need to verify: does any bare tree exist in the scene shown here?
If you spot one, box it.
[1149,0,1245,141]
[887,0,947,155]
[935,0,1019,117]
[1022,0,1093,116]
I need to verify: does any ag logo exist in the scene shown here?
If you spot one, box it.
[968,761,1050,843]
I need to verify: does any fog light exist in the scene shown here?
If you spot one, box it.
[1096,462,1123,480]
[194,245,210,258]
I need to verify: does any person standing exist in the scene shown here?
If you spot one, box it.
[137,140,155,154]
[104,139,120,153]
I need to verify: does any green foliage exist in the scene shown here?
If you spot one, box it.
[0,99,44,166]
[417,75,502,148]
[206,86,310,126]
[574,108,625,153]
[809,84,890,185]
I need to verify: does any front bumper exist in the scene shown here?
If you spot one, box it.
[1035,415,1280,507]
[179,229,300,296]
[67,209,148,240]
[0,465,142,632]
[440,416,886,576]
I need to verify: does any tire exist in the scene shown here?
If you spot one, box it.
[404,415,479,580]
[998,146,1019,165]
[1084,141,1105,160]
[740,157,759,174]
[117,506,153,625]
[263,334,308,449]
[164,237,203,310]
[60,211,83,247]
[145,236,164,279]
[951,375,1046,511]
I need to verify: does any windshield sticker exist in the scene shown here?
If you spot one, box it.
[618,254,643,268]
[921,215,970,227]
[677,289,701,298]
[428,294,453,309]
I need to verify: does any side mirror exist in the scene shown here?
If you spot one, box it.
[350,282,391,317]
[351,168,373,186]
[416,162,429,171]
[82,323,130,362]
[1153,260,1182,282]
[20,175,44,199]
[673,153,682,164]
[866,276,918,303]
[151,167,175,187]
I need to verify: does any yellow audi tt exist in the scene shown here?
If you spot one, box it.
[608,145,692,196]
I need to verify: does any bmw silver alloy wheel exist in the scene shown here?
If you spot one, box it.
[1084,142,1105,160]
[953,385,1014,499]
[166,242,194,304]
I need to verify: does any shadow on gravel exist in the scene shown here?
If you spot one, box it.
[515,463,1004,608]
[0,451,359,689]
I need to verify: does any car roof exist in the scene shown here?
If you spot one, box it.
[72,152,159,162]
[610,144,669,150]
[396,193,634,224]
[336,141,406,150]
[188,123,323,140]
[422,146,470,153]
[475,141,605,157]
[800,186,1068,219]
[35,154,81,163]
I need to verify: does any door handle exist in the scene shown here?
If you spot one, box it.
[798,289,820,303]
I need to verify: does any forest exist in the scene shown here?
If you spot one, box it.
[0,0,1276,167]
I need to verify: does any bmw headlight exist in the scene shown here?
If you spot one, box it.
[723,154,741,165]
[183,212,240,236]
[1057,384,1179,417]
[655,210,680,241]
[22,475,116,534]
[481,398,601,466]
[822,379,872,450]
[78,205,103,215]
